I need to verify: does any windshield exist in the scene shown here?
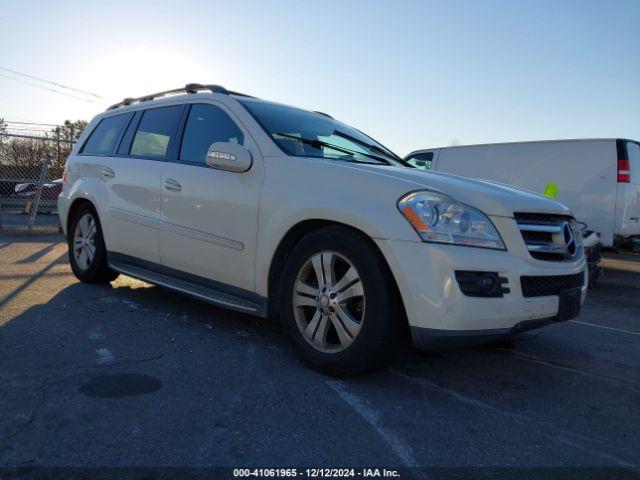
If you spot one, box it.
[238,97,408,167]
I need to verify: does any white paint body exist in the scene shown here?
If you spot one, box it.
[406,139,640,247]
[58,92,587,343]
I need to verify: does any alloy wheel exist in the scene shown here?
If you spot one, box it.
[292,251,365,353]
[73,213,97,270]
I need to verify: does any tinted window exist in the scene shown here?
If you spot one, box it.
[180,104,244,164]
[117,111,142,155]
[81,113,131,155]
[406,152,434,170]
[239,98,407,167]
[130,106,182,158]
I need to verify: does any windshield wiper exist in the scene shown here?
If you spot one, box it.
[274,133,391,165]
[332,130,411,167]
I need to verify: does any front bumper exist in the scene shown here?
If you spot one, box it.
[410,316,558,349]
[375,216,587,348]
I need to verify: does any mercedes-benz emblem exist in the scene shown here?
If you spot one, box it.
[561,222,577,256]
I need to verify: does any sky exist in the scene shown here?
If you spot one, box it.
[0,0,638,155]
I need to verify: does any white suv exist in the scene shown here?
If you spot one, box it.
[58,84,587,375]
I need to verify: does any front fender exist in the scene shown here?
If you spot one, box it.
[253,158,421,296]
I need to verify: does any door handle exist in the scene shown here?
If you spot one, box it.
[101,167,115,178]
[163,178,182,192]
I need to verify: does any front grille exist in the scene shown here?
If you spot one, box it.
[521,230,553,243]
[514,212,573,224]
[514,212,580,262]
[521,272,584,297]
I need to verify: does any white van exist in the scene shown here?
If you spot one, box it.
[405,139,640,247]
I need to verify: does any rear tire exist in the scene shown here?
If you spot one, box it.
[278,226,402,376]
[67,203,119,284]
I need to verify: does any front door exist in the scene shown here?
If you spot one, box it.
[159,102,263,292]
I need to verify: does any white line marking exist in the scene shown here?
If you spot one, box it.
[569,320,640,336]
[95,348,115,365]
[326,380,419,468]
[388,369,636,468]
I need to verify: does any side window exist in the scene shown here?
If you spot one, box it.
[130,106,183,158]
[406,152,434,170]
[180,104,245,164]
[81,113,131,155]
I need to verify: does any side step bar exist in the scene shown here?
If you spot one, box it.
[109,261,266,316]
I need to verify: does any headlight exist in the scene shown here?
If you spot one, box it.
[398,191,506,250]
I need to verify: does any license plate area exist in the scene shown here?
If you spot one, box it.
[555,287,582,322]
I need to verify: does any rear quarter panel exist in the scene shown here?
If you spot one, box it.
[59,154,112,237]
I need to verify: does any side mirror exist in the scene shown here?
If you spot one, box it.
[205,142,252,172]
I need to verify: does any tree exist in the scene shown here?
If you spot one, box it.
[60,119,88,143]
[0,118,88,180]
[46,119,88,173]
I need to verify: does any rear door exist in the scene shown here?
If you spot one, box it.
[615,140,640,237]
[101,105,184,263]
[159,102,263,292]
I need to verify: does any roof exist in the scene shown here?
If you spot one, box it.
[407,138,638,156]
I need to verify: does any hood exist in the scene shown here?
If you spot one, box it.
[347,163,572,217]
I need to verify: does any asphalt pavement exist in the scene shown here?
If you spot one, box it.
[0,232,639,479]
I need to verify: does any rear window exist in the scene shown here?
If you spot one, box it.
[81,113,131,155]
[130,106,183,158]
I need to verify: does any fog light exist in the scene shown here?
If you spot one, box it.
[455,271,510,298]
[479,274,499,296]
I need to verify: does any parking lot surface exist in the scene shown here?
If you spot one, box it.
[1,233,639,477]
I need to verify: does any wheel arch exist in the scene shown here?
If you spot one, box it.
[266,219,407,328]
[66,197,98,236]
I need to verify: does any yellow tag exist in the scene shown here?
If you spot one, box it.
[543,183,558,198]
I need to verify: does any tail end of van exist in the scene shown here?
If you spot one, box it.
[614,139,640,247]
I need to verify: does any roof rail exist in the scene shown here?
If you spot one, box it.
[107,83,253,110]
[313,111,334,119]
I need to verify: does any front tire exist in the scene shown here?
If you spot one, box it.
[278,226,402,376]
[67,203,119,283]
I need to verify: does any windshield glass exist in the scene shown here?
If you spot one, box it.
[238,97,407,166]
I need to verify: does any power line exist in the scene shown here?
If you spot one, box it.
[4,127,58,132]
[4,120,62,127]
[2,116,67,126]
[1,116,57,124]
[0,66,102,99]
[0,72,99,104]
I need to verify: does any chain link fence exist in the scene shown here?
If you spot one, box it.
[0,126,75,233]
